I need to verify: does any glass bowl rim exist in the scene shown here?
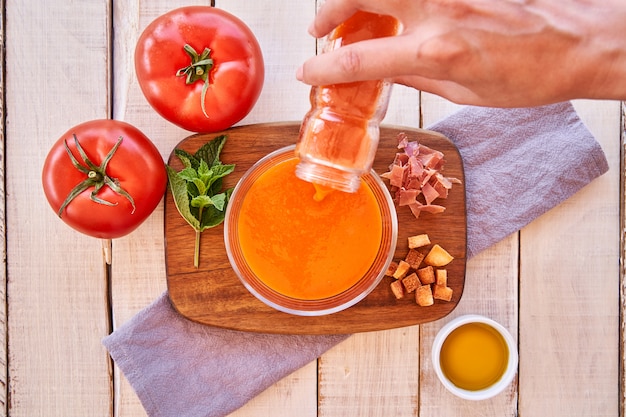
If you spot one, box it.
[224,144,398,316]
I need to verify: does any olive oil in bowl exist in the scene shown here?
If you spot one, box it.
[440,322,509,390]
[432,315,518,400]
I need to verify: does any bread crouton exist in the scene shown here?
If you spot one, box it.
[404,249,425,269]
[408,234,430,249]
[416,285,434,306]
[416,265,436,285]
[392,260,411,279]
[423,244,454,267]
[433,285,453,302]
[435,269,448,287]
[401,273,420,293]
[390,280,405,299]
[385,261,399,277]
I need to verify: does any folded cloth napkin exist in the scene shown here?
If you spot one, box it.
[103,101,608,417]
[427,102,609,258]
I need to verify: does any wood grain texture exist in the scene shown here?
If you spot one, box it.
[5,1,112,416]
[621,100,626,417]
[216,2,323,416]
[165,123,466,334]
[318,327,420,416]
[0,1,6,415]
[418,93,519,417]
[314,21,426,415]
[110,1,320,415]
[518,100,621,417]
[110,1,180,415]
[419,236,519,417]
[6,1,624,416]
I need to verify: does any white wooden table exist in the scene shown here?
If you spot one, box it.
[3,1,624,416]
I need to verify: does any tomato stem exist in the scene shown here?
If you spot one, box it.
[58,135,136,218]
[176,44,214,119]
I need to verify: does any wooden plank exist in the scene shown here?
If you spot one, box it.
[518,100,621,417]
[622,100,626,417]
[110,1,177,414]
[0,1,6,415]
[216,3,320,416]
[319,327,420,417]
[418,93,519,417]
[5,1,112,416]
[110,0,319,416]
[221,0,314,126]
[419,236,519,416]
[420,95,463,129]
[316,40,424,417]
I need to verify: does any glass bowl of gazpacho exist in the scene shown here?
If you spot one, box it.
[224,145,398,316]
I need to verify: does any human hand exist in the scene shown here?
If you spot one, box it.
[296,0,626,107]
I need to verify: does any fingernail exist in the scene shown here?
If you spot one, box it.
[296,65,303,81]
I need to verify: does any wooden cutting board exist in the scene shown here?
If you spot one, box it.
[165,122,466,334]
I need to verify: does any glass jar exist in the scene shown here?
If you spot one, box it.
[295,11,399,193]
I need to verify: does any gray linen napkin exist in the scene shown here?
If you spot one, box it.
[427,101,609,258]
[103,101,608,417]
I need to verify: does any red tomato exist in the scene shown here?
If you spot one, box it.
[135,6,265,133]
[42,120,167,239]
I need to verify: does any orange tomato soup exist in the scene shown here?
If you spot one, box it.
[237,158,382,299]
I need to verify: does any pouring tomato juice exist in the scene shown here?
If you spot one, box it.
[237,157,383,300]
[296,11,399,192]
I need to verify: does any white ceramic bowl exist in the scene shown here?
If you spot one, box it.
[431,314,518,400]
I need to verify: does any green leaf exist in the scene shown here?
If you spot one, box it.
[195,135,227,167]
[186,181,200,198]
[166,165,200,231]
[211,163,235,178]
[199,206,227,231]
[190,194,214,209]
[197,159,211,177]
[205,163,235,190]
[178,167,198,182]
[198,188,232,230]
[174,149,198,170]
[167,135,235,267]
[191,178,207,196]
[208,177,223,196]
[197,160,213,187]
[209,192,226,211]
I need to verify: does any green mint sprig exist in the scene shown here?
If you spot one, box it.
[166,135,235,268]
